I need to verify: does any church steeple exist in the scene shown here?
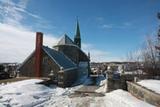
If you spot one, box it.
[74,19,81,48]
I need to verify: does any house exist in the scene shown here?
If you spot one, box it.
[19,21,90,87]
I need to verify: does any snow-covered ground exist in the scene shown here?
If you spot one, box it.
[0,79,155,107]
[0,79,52,107]
[102,89,154,107]
[137,79,160,94]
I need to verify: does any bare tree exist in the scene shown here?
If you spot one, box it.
[127,13,160,76]
[139,36,158,75]
[126,48,143,75]
[127,36,159,76]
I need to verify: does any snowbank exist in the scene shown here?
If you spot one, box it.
[137,79,160,94]
[102,89,155,107]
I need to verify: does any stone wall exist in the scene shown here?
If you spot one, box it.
[54,45,79,64]
[19,52,36,77]
[106,73,156,92]
[107,75,127,92]
[42,51,60,78]
[57,68,77,87]
[54,45,89,64]
[127,81,160,106]
[64,68,78,87]
[19,50,60,78]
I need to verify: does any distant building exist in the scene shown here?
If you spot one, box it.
[19,21,90,87]
[0,63,18,79]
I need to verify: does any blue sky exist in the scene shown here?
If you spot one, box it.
[0,0,160,62]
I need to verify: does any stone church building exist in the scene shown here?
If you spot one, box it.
[19,21,90,87]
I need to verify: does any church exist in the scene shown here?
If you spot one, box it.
[18,21,90,87]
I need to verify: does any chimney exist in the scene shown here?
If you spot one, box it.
[35,32,43,77]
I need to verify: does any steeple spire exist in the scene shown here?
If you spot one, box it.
[74,18,81,48]
[76,19,81,38]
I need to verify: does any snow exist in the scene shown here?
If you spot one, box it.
[0,79,81,107]
[137,79,160,94]
[124,70,143,75]
[0,79,155,107]
[0,79,52,107]
[102,89,155,107]
[48,89,154,107]
[95,78,107,93]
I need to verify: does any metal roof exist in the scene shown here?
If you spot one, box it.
[43,46,77,70]
[57,34,75,45]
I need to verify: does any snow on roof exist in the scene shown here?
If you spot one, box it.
[137,79,160,94]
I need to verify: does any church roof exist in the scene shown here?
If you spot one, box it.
[43,46,77,70]
[19,46,77,71]
[57,34,74,46]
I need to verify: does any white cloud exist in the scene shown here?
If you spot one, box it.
[0,23,58,63]
[102,24,113,29]
[82,43,108,62]
[0,23,117,63]
[0,0,59,63]
[0,0,41,26]
[123,22,132,26]
[0,23,122,63]
[96,17,104,22]
[101,22,132,30]
[82,43,123,62]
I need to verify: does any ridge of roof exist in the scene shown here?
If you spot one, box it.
[53,44,89,61]
[57,34,74,46]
